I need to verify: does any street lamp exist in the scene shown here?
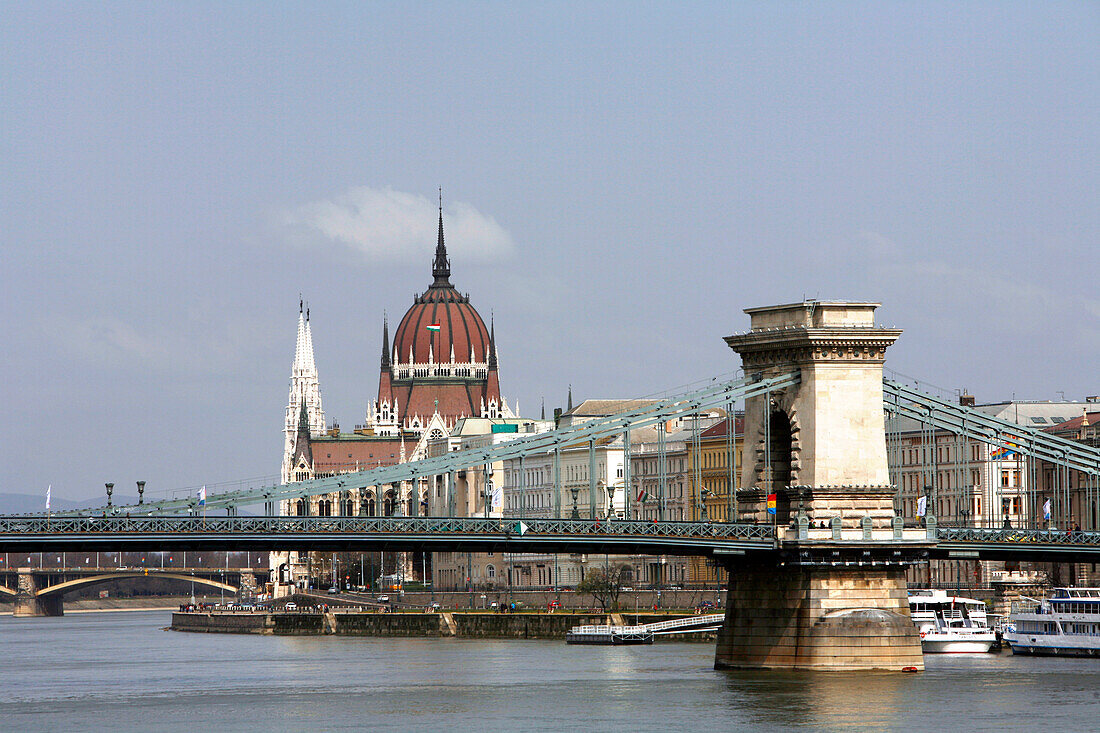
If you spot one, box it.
[570,486,580,519]
[700,488,712,523]
[605,481,616,520]
[105,483,114,510]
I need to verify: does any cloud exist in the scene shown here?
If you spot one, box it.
[281,186,515,263]
[43,313,278,377]
[852,230,1100,336]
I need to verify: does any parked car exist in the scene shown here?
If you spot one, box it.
[284,602,298,611]
[376,595,390,603]
[327,587,339,594]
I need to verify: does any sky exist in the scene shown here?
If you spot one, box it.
[2,2,1097,502]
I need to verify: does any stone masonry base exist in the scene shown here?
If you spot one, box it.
[714,559,923,671]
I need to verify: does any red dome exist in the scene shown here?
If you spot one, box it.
[392,284,491,364]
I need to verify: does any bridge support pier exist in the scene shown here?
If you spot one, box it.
[715,558,922,671]
[14,569,63,617]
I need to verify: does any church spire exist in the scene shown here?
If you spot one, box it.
[431,188,451,286]
[283,302,325,483]
[380,313,391,369]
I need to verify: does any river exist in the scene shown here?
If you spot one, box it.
[3,611,1100,731]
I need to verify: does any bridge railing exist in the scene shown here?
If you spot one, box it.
[937,526,1100,546]
[0,515,776,541]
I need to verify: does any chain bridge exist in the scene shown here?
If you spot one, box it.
[6,300,1100,672]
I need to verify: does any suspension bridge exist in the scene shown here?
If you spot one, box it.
[4,300,1099,672]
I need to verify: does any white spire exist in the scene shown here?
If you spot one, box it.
[282,302,326,483]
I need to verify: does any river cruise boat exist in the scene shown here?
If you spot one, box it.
[1004,587,1100,657]
[908,590,996,653]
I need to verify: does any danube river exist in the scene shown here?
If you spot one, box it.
[4,611,1100,731]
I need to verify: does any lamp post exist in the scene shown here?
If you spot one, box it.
[570,486,580,519]
[605,481,616,521]
[105,482,114,511]
[700,488,712,523]
[136,480,145,506]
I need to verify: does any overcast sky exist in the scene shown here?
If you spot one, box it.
[2,3,1097,502]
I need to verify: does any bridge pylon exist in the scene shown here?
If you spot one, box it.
[14,568,63,617]
[719,301,923,671]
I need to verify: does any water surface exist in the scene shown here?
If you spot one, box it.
[3,611,1100,731]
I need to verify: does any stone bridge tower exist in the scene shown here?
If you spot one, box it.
[716,301,924,671]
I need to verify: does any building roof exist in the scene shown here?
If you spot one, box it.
[562,399,658,418]
[390,210,493,367]
[700,416,745,438]
[1043,410,1100,435]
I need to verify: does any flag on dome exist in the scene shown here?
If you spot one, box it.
[426,323,441,332]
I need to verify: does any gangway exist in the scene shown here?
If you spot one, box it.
[642,613,725,634]
[565,613,726,645]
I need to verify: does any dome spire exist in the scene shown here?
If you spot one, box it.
[488,313,498,369]
[432,187,451,286]
[380,312,391,369]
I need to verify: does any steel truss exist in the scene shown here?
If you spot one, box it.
[883,380,1100,476]
[57,371,801,516]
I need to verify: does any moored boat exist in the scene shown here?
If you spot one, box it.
[1004,587,1100,657]
[565,624,653,645]
[908,589,996,653]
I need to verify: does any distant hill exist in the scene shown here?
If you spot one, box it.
[2,492,146,514]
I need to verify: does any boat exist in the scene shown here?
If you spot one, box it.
[565,624,653,645]
[908,589,996,653]
[1004,587,1100,657]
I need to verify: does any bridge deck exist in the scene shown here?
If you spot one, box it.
[3,516,1100,561]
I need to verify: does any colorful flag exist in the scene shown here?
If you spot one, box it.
[1043,499,1051,520]
[636,489,650,503]
[916,495,927,518]
[45,485,51,511]
[426,324,441,332]
[198,485,207,507]
[515,521,529,536]
[766,493,777,515]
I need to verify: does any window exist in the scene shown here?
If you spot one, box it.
[1030,417,1048,424]
[487,565,496,578]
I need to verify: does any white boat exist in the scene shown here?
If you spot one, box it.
[1004,587,1100,657]
[565,624,653,645]
[908,589,996,653]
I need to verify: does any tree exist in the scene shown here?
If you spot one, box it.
[576,564,628,611]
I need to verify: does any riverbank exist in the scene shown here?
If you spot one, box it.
[171,609,718,641]
[0,595,193,616]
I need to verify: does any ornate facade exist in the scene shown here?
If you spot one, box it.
[273,204,514,592]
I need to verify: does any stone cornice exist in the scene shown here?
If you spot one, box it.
[725,327,902,367]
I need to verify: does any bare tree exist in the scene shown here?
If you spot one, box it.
[576,564,629,611]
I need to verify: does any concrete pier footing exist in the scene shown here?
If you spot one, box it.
[714,560,923,671]
[14,569,63,617]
